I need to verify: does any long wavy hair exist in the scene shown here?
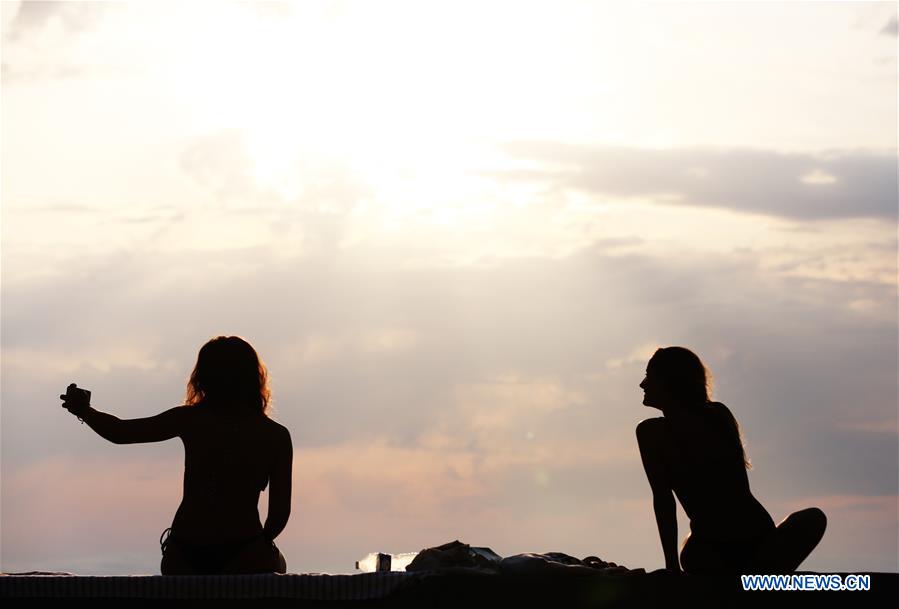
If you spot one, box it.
[185,336,271,414]
[647,346,712,405]
[648,346,751,469]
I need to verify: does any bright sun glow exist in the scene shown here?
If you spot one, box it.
[150,2,598,215]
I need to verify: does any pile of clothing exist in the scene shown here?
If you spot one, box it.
[406,540,644,576]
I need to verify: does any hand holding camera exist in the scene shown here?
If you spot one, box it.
[60,383,91,417]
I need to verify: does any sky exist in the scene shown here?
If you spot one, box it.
[1,0,897,575]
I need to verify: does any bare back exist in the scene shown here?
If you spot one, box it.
[172,404,290,544]
[660,403,774,541]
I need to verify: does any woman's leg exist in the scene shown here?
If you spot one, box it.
[754,507,827,573]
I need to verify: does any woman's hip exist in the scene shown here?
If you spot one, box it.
[160,527,286,575]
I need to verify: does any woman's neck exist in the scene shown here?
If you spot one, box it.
[203,400,255,417]
[661,401,705,419]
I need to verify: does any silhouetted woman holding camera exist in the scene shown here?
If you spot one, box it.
[636,346,826,574]
[60,336,292,575]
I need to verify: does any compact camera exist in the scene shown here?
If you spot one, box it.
[61,383,91,413]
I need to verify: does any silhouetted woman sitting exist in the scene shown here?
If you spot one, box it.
[60,336,292,575]
[636,346,826,574]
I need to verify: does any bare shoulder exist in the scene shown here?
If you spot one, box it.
[169,404,197,425]
[264,417,292,444]
[706,401,737,422]
[635,417,668,441]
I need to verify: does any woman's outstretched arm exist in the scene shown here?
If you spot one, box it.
[264,425,293,541]
[76,406,186,444]
[637,418,680,571]
[61,385,185,444]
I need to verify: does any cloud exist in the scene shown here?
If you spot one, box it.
[178,130,369,210]
[178,131,272,204]
[838,418,898,434]
[0,0,136,83]
[3,238,894,454]
[880,15,898,37]
[2,232,896,572]
[495,142,897,221]
[175,130,370,253]
[3,1,110,42]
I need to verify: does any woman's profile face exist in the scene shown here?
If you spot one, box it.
[639,363,665,410]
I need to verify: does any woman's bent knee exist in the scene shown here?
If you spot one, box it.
[805,507,827,533]
[785,507,827,539]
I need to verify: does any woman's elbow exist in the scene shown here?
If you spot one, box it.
[271,502,291,523]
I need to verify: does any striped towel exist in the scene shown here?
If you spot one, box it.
[0,571,423,600]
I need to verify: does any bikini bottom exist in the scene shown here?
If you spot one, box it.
[160,527,275,575]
